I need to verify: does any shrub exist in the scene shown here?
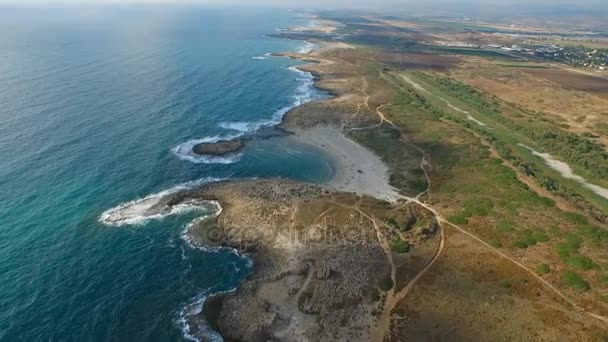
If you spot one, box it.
[463,198,494,216]
[565,255,597,271]
[537,263,550,275]
[513,240,530,249]
[496,220,515,233]
[561,270,590,292]
[387,217,399,229]
[391,239,411,254]
[555,233,582,261]
[379,275,394,291]
[448,213,469,225]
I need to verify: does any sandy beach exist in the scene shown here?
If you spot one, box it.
[291,126,399,202]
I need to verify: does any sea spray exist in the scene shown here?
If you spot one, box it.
[298,41,316,54]
[218,59,321,135]
[172,64,318,163]
[177,200,254,342]
[99,177,226,226]
[171,135,245,165]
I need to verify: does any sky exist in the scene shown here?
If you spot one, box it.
[0,0,605,5]
[0,0,605,17]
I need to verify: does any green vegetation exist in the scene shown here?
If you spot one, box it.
[512,229,550,249]
[537,263,551,275]
[387,217,400,229]
[565,255,597,271]
[448,212,469,225]
[555,233,582,261]
[561,270,590,292]
[463,198,494,216]
[378,275,394,291]
[358,65,607,300]
[448,198,495,225]
[412,72,608,184]
[387,216,420,233]
[406,72,608,223]
[349,127,428,196]
[391,239,411,254]
[496,220,515,233]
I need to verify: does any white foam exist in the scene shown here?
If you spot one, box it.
[172,134,244,164]
[177,290,223,342]
[519,144,608,200]
[99,177,224,227]
[218,66,317,135]
[298,41,316,54]
[218,119,275,133]
[177,204,254,342]
[175,63,318,164]
[180,200,223,250]
[252,56,266,60]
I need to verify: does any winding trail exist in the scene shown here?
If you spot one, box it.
[289,52,608,340]
[358,71,608,340]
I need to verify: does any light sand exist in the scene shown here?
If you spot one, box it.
[292,126,399,202]
[519,144,608,200]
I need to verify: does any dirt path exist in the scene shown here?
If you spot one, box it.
[407,194,608,324]
[355,76,371,116]
[368,70,608,340]
[370,216,445,342]
[292,53,608,340]
[294,263,314,303]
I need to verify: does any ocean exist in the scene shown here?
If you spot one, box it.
[0,5,330,341]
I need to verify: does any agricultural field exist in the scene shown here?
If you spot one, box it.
[522,67,608,97]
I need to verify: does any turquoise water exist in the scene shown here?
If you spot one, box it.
[0,6,330,341]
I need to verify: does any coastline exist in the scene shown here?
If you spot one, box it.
[183,37,402,340]
[290,126,399,201]
[98,28,400,342]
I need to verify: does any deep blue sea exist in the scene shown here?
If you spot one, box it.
[0,6,330,341]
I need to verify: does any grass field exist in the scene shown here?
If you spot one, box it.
[342,63,608,314]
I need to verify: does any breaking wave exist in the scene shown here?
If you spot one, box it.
[171,135,244,164]
[298,41,315,54]
[99,177,225,227]
[219,65,317,135]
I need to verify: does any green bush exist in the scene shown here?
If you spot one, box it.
[565,255,597,271]
[379,275,394,291]
[489,238,502,248]
[463,198,494,216]
[448,213,469,225]
[513,240,530,249]
[387,217,399,229]
[496,220,515,233]
[537,263,550,275]
[513,229,550,248]
[561,270,590,292]
[391,239,411,254]
[555,233,582,261]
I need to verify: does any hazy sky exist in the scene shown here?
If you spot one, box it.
[1,0,605,5]
[0,0,605,15]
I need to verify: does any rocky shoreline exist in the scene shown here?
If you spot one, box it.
[192,139,245,157]
[160,175,438,341]
[168,180,393,341]
[173,37,421,341]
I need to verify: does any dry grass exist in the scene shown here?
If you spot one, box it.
[389,227,608,341]
[450,58,608,147]
[523,67,608,96]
